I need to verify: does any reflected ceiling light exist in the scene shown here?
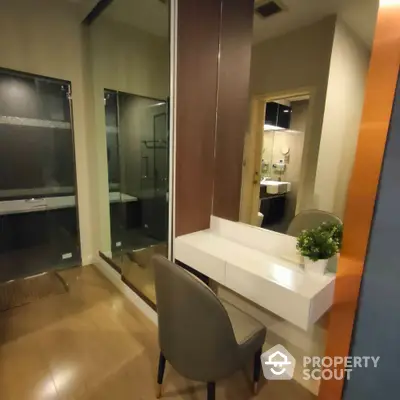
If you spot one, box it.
[380,0,400,6]
[39,377,58,399]
[45,365,76,396]
[149,102,165,107]
[264,123,284,131]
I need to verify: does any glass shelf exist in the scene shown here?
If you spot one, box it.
[0,116,71,129]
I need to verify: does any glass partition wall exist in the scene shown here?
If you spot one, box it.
[93,0,170,308]
[104,90,169,304]
[0,68,81,282]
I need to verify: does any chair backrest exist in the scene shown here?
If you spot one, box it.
[153,255,240,382]
[287,209,342,237]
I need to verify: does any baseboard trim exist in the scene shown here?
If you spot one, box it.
[94,256,158,326]
[98,252,122,274]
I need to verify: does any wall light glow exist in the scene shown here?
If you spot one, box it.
[380,0,400,7]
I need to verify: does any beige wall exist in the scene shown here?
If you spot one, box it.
[250,16,336,212]
[89,17,169,254]
[314,19,370,218]
[289,100,309,216]
[0,0,96,264]
[90,17,169,98]
[262,131,274,175]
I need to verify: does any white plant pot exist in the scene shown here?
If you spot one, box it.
[304,257,329,276]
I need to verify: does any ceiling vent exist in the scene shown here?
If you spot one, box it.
[255,1,284,18]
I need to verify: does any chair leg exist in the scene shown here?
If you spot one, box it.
[156,352,166,398]
[207,382,216,400]
[253,348,262,394]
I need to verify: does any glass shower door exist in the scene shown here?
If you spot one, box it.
[39,78,80,271]
[101,90,169,307]
[0,69,81,283]
[141,102,168,244]
[121,96,168,306]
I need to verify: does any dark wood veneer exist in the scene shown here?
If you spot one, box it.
[175,0,221,236]
[212,0,254,221]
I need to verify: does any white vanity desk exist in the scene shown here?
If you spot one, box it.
[174,216,336,331]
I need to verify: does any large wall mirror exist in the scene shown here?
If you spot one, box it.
[89,0,170,307]
[236,1,379,236]
[211,0,380,397]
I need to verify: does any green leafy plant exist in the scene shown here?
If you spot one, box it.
[318,222,343,250]
[296,222,343,262]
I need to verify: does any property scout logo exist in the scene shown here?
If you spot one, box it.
[261,345,380,381]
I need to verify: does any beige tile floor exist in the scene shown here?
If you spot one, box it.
[0,266,316,400]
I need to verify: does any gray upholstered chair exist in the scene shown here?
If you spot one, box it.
[286,209,342,237]
[153,255,267,400]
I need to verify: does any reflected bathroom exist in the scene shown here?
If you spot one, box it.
[259,96,310,232]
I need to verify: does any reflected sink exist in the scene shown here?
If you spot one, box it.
[260,180,291,195]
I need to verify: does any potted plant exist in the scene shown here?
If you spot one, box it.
[318,221,343,249]
[296,222,343,275]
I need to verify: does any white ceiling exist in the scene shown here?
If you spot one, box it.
[253,0,379,47]
[68,0,379,47]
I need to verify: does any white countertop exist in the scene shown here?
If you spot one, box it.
[0,192,138,215]
[260,179,291,194]
[174,216,335,330]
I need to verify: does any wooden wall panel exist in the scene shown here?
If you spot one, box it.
[212,0,254,221]
[319,4,400,399]
[175,0,221,237]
